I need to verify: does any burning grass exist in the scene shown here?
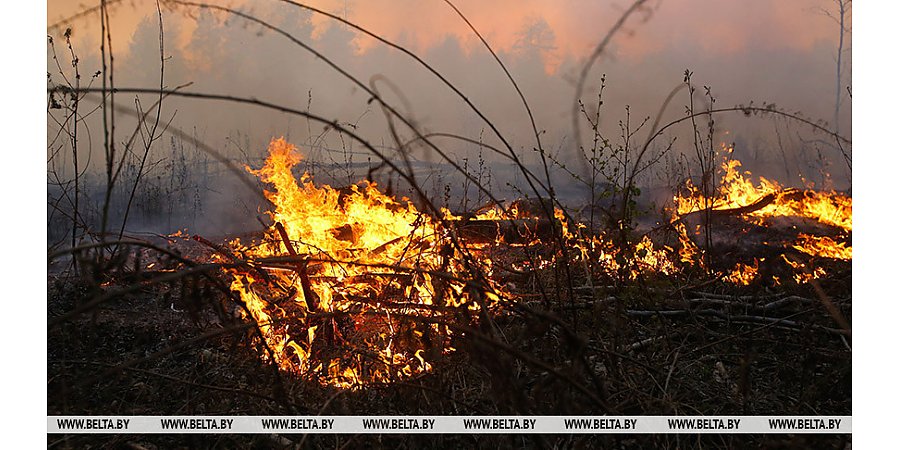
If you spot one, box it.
[198,138,853,394]
[222,138,507,388]
[671,144,851,285]
[48,138,852,448]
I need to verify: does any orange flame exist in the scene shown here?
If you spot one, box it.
[793,233,851,260]
[228,138,501,388]
[724,259,759,285]
[675,148,851,233]
[224,139,851,387]
[673,146,852,266]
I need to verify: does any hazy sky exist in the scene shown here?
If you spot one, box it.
[48,0,846,71]
[47,0,852,194]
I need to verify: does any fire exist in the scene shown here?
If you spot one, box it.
[630,236,677,278]
[218,139,851,387]
[793,233,852,260]
[673,222,702,266]
[782,254,826,284]
[673,145,852,267]
[227,138,501,388]
[675,148,852,233]
[573,232,678,280]
[723,259,759,285]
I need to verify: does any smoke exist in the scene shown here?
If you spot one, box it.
[46,0,851,236]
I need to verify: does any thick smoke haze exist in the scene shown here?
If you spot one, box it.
[46,0,851,237]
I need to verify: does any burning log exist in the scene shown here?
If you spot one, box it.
[674,155,851,232]
[668,151,852,285]
[191,233,290,292]
[674,188,800,222]
[273,221,319,312]
[215,138,505,388]
[191,234,239,261]
[206,138,852,391]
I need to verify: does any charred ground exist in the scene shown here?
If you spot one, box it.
[47,205,851,449]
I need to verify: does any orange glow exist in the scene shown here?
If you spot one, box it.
[672,145,852,281]
[227,138,503,388]
[223,139,852,387]
[793,234,852,260]
[47,0,846,75]
[782,254,826,284]
[675,150,852,233]
[723,259,759,285]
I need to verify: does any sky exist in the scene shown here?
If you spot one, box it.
[48,0,846,71]
[45,0,853,212]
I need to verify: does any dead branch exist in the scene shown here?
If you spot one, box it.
[192,234,239,261]
[274,221,318,312]
[455,218,555,245]
[674,188,802,223]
